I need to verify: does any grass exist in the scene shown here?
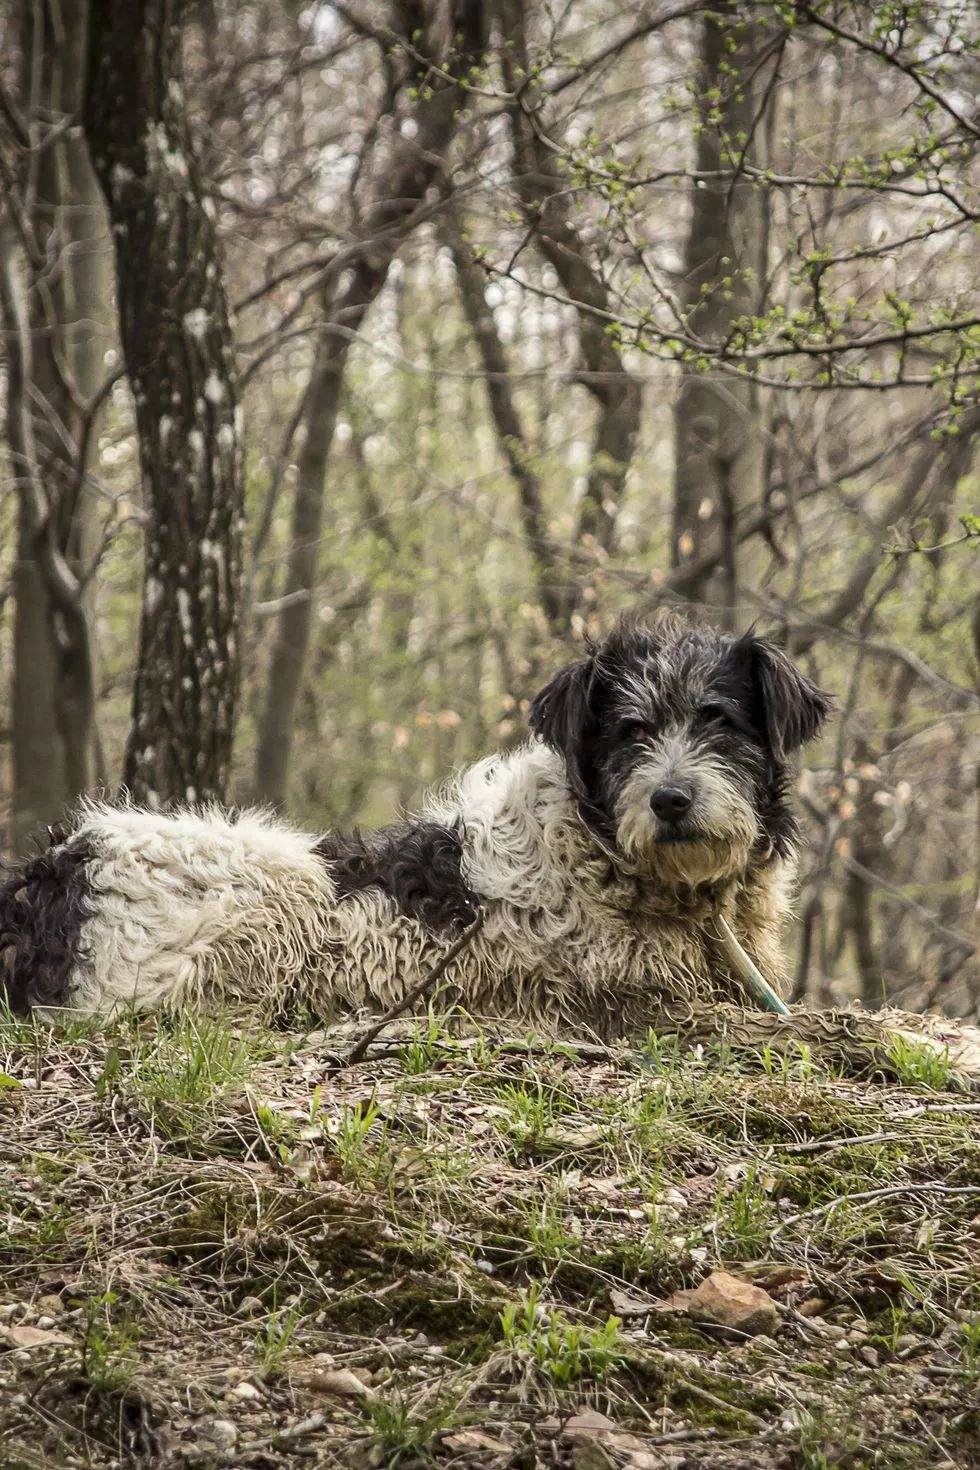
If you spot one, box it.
[1,1007,979,1468]
[884,1031,957,1090]
[334,1087,384,1178]
[255,1304,303,1374]
[960,1318,980,1382]
[361,1392,463,1466]
[499,1284,624,1385]
[711,1162,775,1258]
[80,1292,141,1393]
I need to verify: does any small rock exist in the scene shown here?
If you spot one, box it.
[609,1289,658,1318]
[4,1324,73,1349]
[860,1345,879,1367]
[798,1297,830,1318]
[565,1411,618,1434]
[443,1430,512,1455]
[237,1296,263,1316]
[230,1381,261,1401]
[684,1271,779,1337]
[35,1316,57,1330]
[571,1442,615,1470]
[198,1419,238,1450]
[303,1367,374,1399]
[562,1410,649,1468]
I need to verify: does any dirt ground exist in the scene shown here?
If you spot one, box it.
[1,1010,979,1469]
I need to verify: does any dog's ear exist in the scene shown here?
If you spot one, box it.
[736,635,832,757]
[528,652,600,810]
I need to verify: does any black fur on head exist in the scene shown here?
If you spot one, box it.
[529,613,831,879]
[527,651,605,832]
[726,632,832,760]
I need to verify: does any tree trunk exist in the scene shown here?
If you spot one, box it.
[253,286,366,805]
[442,205,567,634]
[2,0,110,852]
[499,0,641,563]
[672,5,772,624]
[84,0,244,806]
[971,592,980,1006]
[252,0,490,809]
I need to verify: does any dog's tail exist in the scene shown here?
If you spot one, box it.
[646,997,980,1091]
[0,828,94,1016]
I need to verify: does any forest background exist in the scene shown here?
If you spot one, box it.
[1,0,978,1018]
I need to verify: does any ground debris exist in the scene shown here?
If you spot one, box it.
[1,1008,979,1468]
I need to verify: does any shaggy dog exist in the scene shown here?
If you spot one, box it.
[2,615,978,1079]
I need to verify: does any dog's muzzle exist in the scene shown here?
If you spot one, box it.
[650,784,694,823]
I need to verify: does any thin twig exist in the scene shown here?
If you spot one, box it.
[775,1130,906,1155]
[895,1100,980,1118]
[322,1032,622,1068]
[338,914,486,1067]
[775,1182,980,1233]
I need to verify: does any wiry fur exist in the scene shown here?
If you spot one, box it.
[0,833,97,1013]
[2,614,978,1080]
[314,823,478,934]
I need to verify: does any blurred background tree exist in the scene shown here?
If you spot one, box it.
[1,0,977,1015]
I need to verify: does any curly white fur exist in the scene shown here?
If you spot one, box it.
[50,744,790,1035]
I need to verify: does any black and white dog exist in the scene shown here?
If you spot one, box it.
[2,614,977,1076]
[2,616,824,1029]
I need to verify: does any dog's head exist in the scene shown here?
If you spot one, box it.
[528,615,830,887]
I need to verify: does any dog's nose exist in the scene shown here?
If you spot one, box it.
[651,785,693,822]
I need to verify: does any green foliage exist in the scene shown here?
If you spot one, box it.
[360,1392,461,1466]
[399,1007,452,1075]
[884,1033,955,1091]
[255,1304,302,1373]
[98,1016,258,1124]
[961,1319,980,1382]
[81,1292,140,1392]
[499,1285,623,1386]
[335,1089,384,1179]
[711,1164,774,1259]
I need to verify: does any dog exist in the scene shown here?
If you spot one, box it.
[2,614,978,1081]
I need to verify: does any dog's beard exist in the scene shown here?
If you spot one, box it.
[613,753,759,887]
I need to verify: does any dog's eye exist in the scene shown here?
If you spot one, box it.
[615,720,648,744]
